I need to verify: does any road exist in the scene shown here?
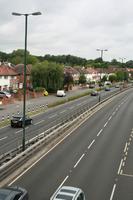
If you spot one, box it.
[6,88,133,200]
[0,87,120,155]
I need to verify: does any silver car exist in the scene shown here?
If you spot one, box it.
[50,186,85,200]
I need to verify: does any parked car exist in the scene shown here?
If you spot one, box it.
[0,91,11,98]
[50,186,85,200]
[91,90,99,96]
[0,186,29,200]
[57,90,66,97]
[11,115,32,128]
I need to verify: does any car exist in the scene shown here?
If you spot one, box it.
[105,87,110,91]
[91,90,99,96]
[50,186,85,200]
[0,186,29,200]
[57,90,66,97]
[115,84,120,88]
[0,91,11,98]
[11,115,32,128]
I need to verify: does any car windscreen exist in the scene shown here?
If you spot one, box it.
[56,194,73,200]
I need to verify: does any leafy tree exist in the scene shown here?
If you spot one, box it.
[31,61,64,92]
[101,75,107,82]
[64,72,74,90]
[79,74,86,85]
[116,71,124,81]
[109,74,117,83]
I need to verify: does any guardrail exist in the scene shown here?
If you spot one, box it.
[0,86,132,184]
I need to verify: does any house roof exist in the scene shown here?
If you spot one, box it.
[0,65,17,76]
[14,64,32,75]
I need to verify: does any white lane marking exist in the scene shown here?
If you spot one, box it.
[74,154,85,168]
[110,184,116,200]
[15,130,22,134]
[49,114,57,119]
[0,136,7,141]
[88,139,95,149]
[104,122,108,127]
[121,173,133,177]
[97,129,103,136]
[112,111,116,116]
[56,175,69,190]
[108,116,112,121]
[69,106,74,109]
[8,126,79,185]
[76,103,82,106]
[34,120,44,125]
[118,159,123,175]
[124,157,126,161]
[60,110,67,114]
[124,143,128,153]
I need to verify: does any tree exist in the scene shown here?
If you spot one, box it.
[116,71,124,81]
[64,72,74,90]
[109,74,117,83]
[101,75,107,82]
[31,61,64,92]
[79,74,86,85]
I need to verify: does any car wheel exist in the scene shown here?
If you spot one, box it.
[30,119,33,124]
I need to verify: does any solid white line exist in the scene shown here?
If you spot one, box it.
[110,184,116,200]
[74,154,85,168]
[49,114,57,118]
[88,139,95,149]
[118,159,123,174]
[0,136,7,141]
[97,129,103,136]
[34,120,44,125]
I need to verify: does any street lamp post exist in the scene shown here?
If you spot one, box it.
[12,12,42,151]
[96,49,108,80]
[119,57,126,68]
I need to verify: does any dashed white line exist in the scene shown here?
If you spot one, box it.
[60,110,67,114]
[118,159,123,175]
[88,139,95,149]
[104,122,108,127]
[0,136,7,141]
[49,114,57,118]
[124,143,128,153]
[97,129,103,136]
[34,120,44,125]
[108,116,112,121]
[57,175,69,190]
[15,130,22,134]
[110,184,116,200]
[74,153,85,168]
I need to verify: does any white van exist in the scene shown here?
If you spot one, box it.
[50,186,85,200]
[56,90,66,97]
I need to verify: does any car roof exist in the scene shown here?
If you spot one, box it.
[50,186,82,200]
[0,187,24,200]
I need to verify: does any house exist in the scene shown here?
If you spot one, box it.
[83,67,100,82]
[14,64,32,89]
[0,64,18,91]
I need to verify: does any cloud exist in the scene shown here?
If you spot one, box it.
[1,0,133,61]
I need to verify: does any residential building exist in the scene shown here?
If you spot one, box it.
[0,64,18,91]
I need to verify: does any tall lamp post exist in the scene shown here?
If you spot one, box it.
[96,49,108,80]
[12,12,42,151]
[119,57,126,68]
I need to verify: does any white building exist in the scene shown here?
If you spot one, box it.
[0,65,18,90]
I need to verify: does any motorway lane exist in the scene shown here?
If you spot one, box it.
[8,89,133,200]
[0,88,120,154]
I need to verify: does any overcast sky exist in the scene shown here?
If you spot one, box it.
[1,0,133,61]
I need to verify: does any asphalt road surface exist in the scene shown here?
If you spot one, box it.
[6,88,133,200]
[0,87,120,155]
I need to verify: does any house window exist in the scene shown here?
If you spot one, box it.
[4,76,8,79]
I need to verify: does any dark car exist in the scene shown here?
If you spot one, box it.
[11,115,32,128]
[91,90,99,96]
[0,186,29,200]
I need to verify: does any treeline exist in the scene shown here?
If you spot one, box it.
[1,49,133,68]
